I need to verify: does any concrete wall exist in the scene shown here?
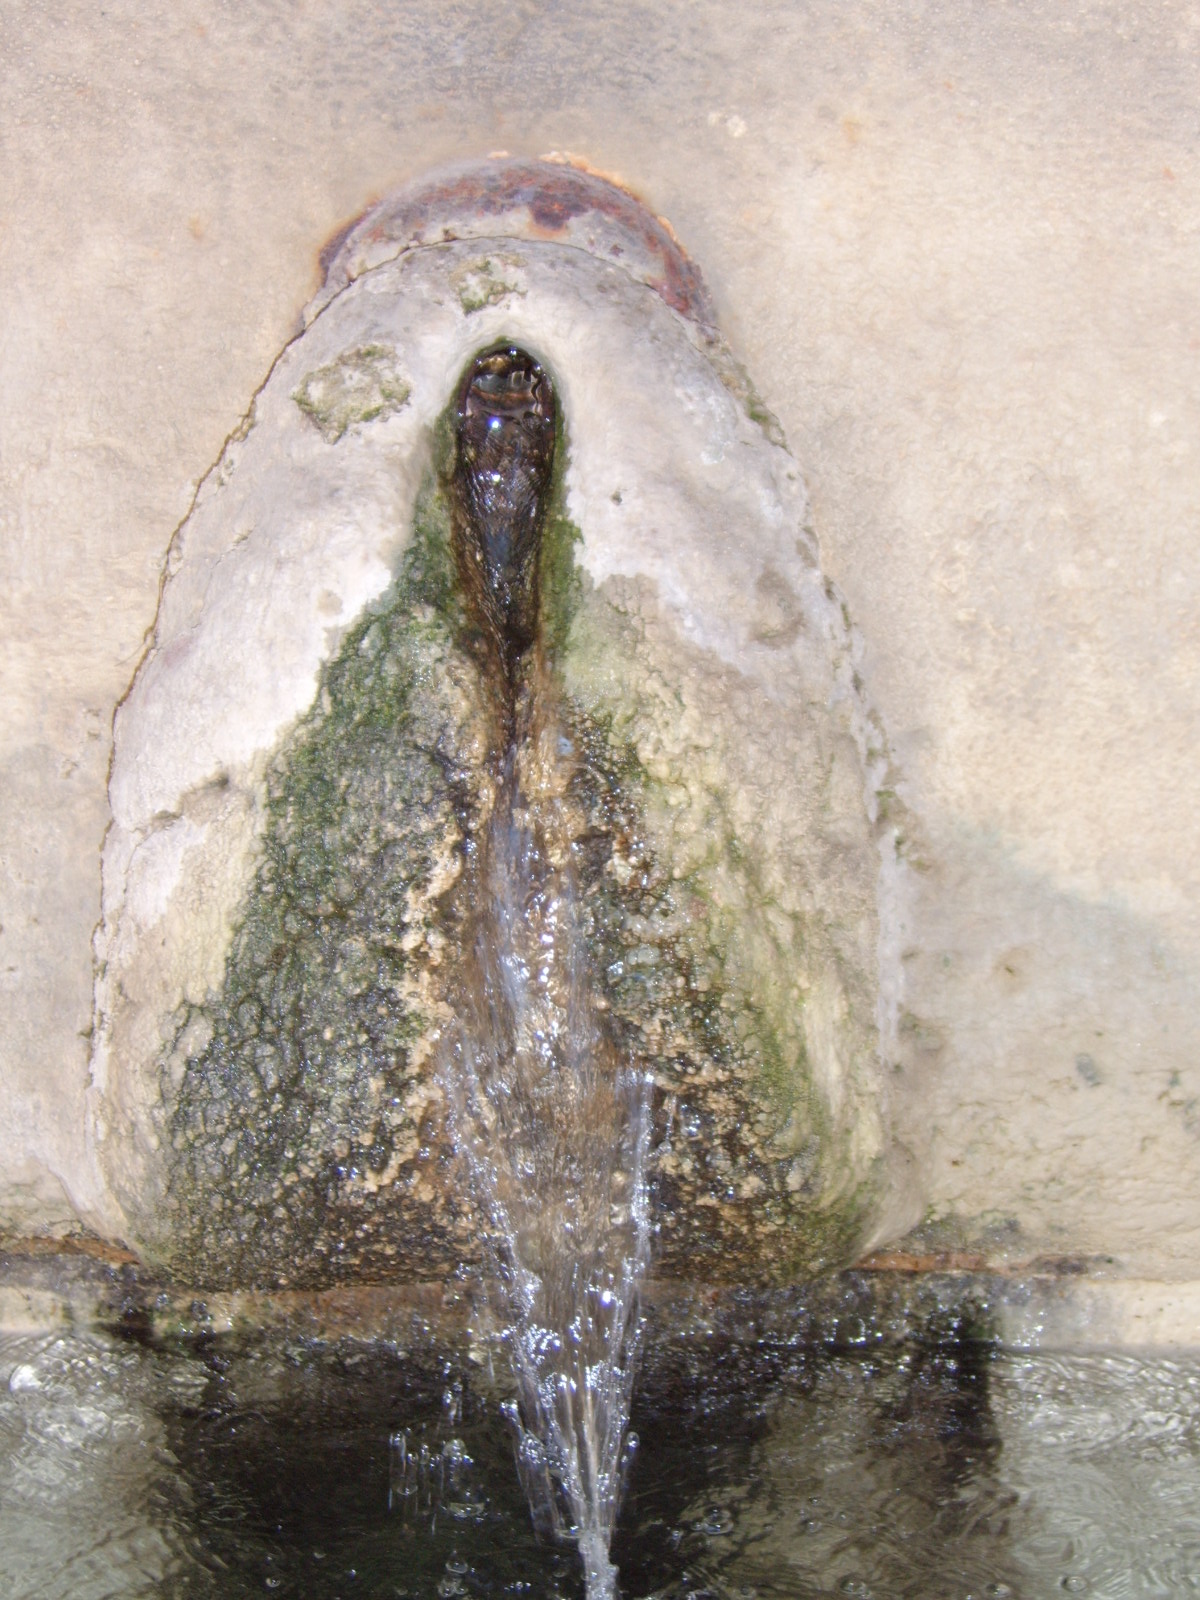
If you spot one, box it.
[3,0,1198,1276]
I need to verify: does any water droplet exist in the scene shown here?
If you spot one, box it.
[692,1504,734,1536]
[1061,1580,1089,1595]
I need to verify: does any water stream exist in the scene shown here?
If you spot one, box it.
[443,742,652,1598]
[438,344,653,1596]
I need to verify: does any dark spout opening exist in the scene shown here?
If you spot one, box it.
[452,344,556,679]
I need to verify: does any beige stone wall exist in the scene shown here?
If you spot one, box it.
[3,1,1198,1274]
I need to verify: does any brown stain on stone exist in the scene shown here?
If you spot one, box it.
[0,1233,142,1267]
[317,204,375,280]
[319,158,714,329]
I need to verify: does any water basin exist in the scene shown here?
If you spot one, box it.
[3,1286,1199,1598]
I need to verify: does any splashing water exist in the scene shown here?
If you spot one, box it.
[442,710,653,1599]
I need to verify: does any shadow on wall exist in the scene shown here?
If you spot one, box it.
[891,821,1200,1276]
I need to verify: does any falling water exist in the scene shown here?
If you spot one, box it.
[439,345,653,1598]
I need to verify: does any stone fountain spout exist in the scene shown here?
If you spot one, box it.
[89,156,901,1324]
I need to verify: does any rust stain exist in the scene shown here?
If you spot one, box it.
[856,1248,1100,1279]
[318,202,378,278]
[320,157,714,330]
[0,1232,142,1266]
[856,1249,991,1274]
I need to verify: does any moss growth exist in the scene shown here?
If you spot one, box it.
[165,461,488,1287]
[293,345,411,442]
[535,406,583,662]
[708,342,787,449]
[541,685,871,1282]
[450,255,524,315]
[551,578,883,1277]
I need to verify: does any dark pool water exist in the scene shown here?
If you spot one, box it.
[3,1307,1200,1599]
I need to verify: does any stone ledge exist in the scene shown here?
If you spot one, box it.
[3,1237,1198,1354]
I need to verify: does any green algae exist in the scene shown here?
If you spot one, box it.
[293,344,412,443]
[535,408,583,662]
[707,341,788,449]
[554,583,878,1277]
[547,669,873,1280]
[164,466,486,1288]
[450,255,525,316]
